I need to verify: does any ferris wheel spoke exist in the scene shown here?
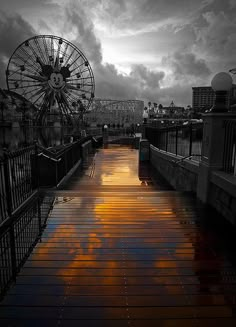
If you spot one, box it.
[70,64,89,74]
[69,69,90,78]
[9,78,45,85]
[22,85,44,98]
[18,71,47,82]
[60,42,69,61]
[68,87,91,95]
[11,62,41,78]
[67,82,93,87]
[66,84,81,91]
[56,39,63,61]
[68,54,82,69]
[34,37,47,64]
[16,47,37,68]
[65,91,78,103]
[27,41,41,63]
[64,48,76,67]
[42,38,51,64]
[32,91,47,107]
[9,83,45,91]
[60,90,70,108]
[12,52,39,74]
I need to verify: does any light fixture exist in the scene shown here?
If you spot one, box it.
[210,72,233,112]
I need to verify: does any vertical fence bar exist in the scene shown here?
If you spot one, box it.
[175,126,178,156]
[189,123,192,157]
[3,151,12,216]
[34,142,39,189]
[165,130,168,152]
[223,121,235,174]
[37,197,42,235]
[9,225,17,280]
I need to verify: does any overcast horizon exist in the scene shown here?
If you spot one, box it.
[0,0,236,107]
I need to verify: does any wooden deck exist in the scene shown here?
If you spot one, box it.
[1,145,236,326]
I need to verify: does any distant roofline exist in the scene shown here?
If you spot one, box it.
[192,84,236,89]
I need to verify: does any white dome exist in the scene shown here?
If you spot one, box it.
[211,72,233,91]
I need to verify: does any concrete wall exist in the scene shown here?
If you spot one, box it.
[208,171,236,225]
[150,144,236,225]
[150,145,199,193]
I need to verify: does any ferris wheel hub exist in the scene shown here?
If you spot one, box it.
[48,72,66,91]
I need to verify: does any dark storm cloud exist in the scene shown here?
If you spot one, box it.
[1,0,235,106]
[0,11,35,88]
[0,0,58,12]
[62,1,166,102]
[195,11,236,59]
[163,52,211,78]
[95,63,165,102]
[64,2,103,65]
[95,63,137,99]
[93,0,217,31]
[130,65,165,89]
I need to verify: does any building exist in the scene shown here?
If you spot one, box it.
[162,101,184,117]
[84,99,144,127]
[192,85,236,112]
[192,87,215,112]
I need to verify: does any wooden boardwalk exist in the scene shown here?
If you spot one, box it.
[1,145,236,326]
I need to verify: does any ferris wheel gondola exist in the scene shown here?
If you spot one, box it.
[6,35,95,125]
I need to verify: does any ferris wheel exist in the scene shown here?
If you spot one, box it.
[6,35,95,125]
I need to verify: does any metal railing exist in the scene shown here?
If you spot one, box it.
[34,135,97,187]
[0,146,36,223]
[0,195,54,298]
[145,123,203,161]
[1,135,100,222]
[223,120,236,175]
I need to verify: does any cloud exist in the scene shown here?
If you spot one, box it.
[2,0,234,108]
[63,2,103,65]
[94,63,137,99]
[163,52,211,79]
[194,11,236,58]
[95,63,165,102]
[89,0,221,36]
[0,11,35,88]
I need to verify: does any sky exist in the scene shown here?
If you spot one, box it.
[0,0,235,107]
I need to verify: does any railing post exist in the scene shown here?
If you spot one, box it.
[3,151,13,216]
[9,225,17,280]
[34,141,39,189]
[175,126,178,156]
[165,130,168,152]
[197,113,236,203]
[37,197,42,234]
[189,123,192,157]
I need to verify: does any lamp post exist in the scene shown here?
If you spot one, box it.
[210,72,233,112]
[197,72,236,203]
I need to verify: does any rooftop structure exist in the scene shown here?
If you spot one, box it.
[192,85,236,112]
[84,99,144,126]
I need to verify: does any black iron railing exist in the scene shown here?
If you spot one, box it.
[145,123,203,161]
[1,136,100,223]
[0,146,36,223]
[0,195,54,298]
[223,120,236,175]
[34,135,97,187]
